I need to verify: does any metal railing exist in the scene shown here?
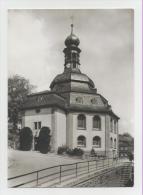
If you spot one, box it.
[8,157,126,188]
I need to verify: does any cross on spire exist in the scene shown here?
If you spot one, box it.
[70,15,74,34]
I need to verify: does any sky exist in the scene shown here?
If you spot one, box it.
[8,9,134,136]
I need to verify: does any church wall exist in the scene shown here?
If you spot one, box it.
[71,113,106,152]
[22,108,52,135]
[24,108,51,116]
[66,113,74,148]
[55,109,66,149]
[70,92,105,107]
[105,115,118,158]
[22,108,67,152]
[105,115,110,157]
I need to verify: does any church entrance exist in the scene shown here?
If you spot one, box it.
[34,126,51,154]
[34,136,39,151]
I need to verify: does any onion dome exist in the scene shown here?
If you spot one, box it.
[65,24,80,47]
[50,71,95,90]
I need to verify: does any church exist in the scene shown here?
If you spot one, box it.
[21,24,119,158]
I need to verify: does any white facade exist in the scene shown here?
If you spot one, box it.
[22,107,118,157]
[21,27,119,158]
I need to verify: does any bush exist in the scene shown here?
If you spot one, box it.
[57,146,68,155]
[66,148,84,156]
[90,148,96,156]
[66,148,74,156]
[127,152,134,161]
[38,126,51,154]
[19,127,33,151]
[73,148,84,156]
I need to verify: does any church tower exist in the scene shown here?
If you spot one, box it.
[22,23,119,158]
[63,24,81,72]
[50,24,95,97]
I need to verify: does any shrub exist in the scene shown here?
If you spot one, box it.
[38,126,51,154]
[57,146,68,155]
[19,127,33,151]
[73,148,84,156]
[66,148,74,156]
[127,152,134,161]
[66,148,84,156]
[90,148,96,156]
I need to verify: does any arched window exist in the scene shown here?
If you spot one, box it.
[93,115,101,130]
[77,136,86,147]
[77,114,86,129]
[114,138,117,149]
[110,118,113,132]
[110,137,113,148]
[93,136,101,148]
[114,120,117,134]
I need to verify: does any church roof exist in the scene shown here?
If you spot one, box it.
[21,24,119,120]
[67,104,119,119]
[22,92,66,110]
[50,71,95,89]
[22,90,119,119]
[65,24,80,47]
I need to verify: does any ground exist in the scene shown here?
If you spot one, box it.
[8,149,82,178]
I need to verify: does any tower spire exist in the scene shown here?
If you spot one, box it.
[63,19,81,72]
[71,23,73,34]
[70,15,74,34]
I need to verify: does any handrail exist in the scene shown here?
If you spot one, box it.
[8,157,114,180]
[8,157,128,187]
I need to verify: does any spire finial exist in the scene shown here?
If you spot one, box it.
[70,15,74,34]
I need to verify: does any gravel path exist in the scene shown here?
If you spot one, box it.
[8,149,82,178]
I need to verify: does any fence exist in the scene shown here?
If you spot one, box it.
[8,157,126,188]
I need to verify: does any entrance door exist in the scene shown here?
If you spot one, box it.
[34,136,38,151]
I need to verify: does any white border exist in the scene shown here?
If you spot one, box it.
[0,0,142,195]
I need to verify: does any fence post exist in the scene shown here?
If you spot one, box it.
[36,171,38,186]
[59,165,62,183]
[76,163,78,177]
[88,161,89,173]
[103,159,104,168]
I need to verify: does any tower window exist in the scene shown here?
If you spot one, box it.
[72,52,77,60]
[77,114,86,129]
[73,62,76,68]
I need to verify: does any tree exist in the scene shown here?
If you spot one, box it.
[19,127,33,151]
[8,75,36,130]
[38,127,51,154]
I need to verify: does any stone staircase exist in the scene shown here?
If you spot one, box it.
[37,162,133,187]
[74,163,133,187]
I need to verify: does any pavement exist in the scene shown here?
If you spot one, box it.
[8,149,82,178]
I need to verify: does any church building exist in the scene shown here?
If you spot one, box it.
[22,24,119,158]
